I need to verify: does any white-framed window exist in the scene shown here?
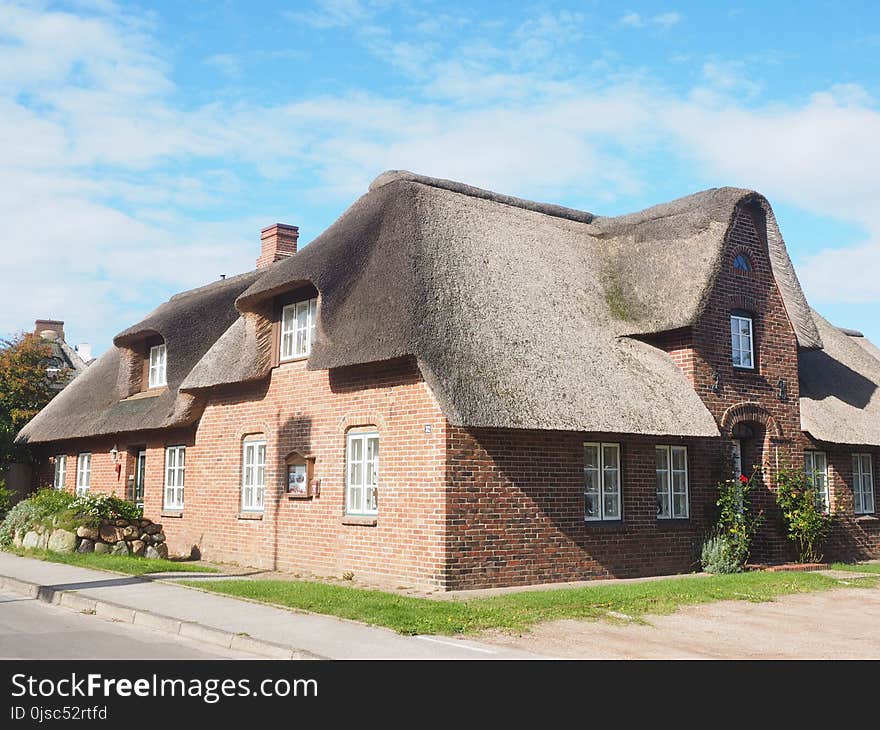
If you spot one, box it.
[75,453,91,497]
[804,450,829,511]
[53,454,67,491]
[280,298,317,361]
[241,439,267,512]
[730,313,754,369]
[853,453,875,515]
[584,442,621,521]
[346,431,379,516]
[149,343,167,388]
[656,445,689,519]
[164,445,185,510]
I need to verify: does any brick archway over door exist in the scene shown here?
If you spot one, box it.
[720,402,783,440]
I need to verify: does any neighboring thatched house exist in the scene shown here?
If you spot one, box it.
[16,171,880,589]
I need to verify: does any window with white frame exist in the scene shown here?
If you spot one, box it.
[853,453,875,515]
[656,445,689,519]
[584,442,621,521]
[346,431,379,516]
[804,450,829,511]
[730,312,754,369]
[53,455,67,491]
[280,298,317,361]
[75,453,91,497]
[241,439,267,512]
[149,343,167,388]
[164,445,185,510]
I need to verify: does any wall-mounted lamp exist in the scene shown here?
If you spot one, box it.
[710,371,721,394]
[110,445,122,480]
[777,378,788,402]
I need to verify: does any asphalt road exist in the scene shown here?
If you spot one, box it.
[0,591,254,659]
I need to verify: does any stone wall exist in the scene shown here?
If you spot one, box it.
[14,517,168,559]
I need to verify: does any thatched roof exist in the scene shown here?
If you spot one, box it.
[800,309,880,447]
[18,271,260,444]
[19,170,841,444]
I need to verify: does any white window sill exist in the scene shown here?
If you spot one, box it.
[341,515,377,526]
[161,510,184,518]
[238,512,264,521]
[279,355,309,364]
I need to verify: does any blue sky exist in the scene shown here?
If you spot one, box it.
[1,0,879,354]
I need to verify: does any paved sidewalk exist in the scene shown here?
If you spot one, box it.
[0,553,540,660]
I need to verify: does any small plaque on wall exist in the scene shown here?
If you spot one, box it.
[287,462,311,498]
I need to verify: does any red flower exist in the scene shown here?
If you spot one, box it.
[739,474,749,483]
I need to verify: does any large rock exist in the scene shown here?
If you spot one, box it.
[110,541,130,556]
[122,525,139,540]
[143,523,162,535]
[153,533,166,544]
[145,543,168,559]
[93,542,110,554]
[47,529,77,554]
[22,531,42,550]
[77,539,95,554]
[12,530,23,548]
[76,525,99,540]
[130,540,146,557]
[98,524,123,543]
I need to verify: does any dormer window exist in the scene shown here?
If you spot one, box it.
[733,253,752,272]
[280,297,317,361]
[730,311,754,369]
[149,343,167,387]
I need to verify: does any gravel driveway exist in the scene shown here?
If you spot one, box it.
[480,583,880,659]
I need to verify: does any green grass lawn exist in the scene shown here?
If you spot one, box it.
[8,547,218,576]
[830,561,880,575]
[178,571,875,636]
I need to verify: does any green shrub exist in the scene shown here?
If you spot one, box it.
[700,530,743,574]
[69,493,142,524]
[0,479,13,521]
[0,488,142,547]
[775,467,834,563]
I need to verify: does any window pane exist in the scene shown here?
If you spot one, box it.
[673,493,688,518]
[672,471,687,495]
[584,493,599,519]
[656,447,669,472]
[672,447,686,472]
[584,444,599,470]
[178,448,185,469]
[657,490,670,518]
[740,320,751,336]
[602,444,618,470]
[603,492,620,519]
[730,318,739,337]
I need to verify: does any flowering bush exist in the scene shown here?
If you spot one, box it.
[0,488,142,547]
[775,467,833,563]
[701,469,763,573]
[69,493,142,524]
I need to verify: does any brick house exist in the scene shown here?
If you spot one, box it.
[16,171,880,590]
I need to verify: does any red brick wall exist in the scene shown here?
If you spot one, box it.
[444,429,722,589]
[805,441,880,560]
[37,357,449,589]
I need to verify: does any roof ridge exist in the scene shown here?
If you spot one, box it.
[369,170,595,224]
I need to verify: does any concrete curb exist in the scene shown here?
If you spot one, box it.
[0,574,323,660]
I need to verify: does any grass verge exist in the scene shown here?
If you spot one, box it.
[6,547,218,576]
[829,561,880,575]
[178,571,874,635]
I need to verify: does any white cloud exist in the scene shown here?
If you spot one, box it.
[620,11,681,29]
[2,1,879,352]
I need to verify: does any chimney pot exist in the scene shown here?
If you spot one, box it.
[34,319,64,341]
[76,343,93,363]
[257,223,299,268]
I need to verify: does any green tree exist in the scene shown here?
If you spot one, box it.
[0,333,67,470]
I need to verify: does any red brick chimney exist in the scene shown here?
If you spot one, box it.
[34,319,64,341]
[257,223,299,268]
